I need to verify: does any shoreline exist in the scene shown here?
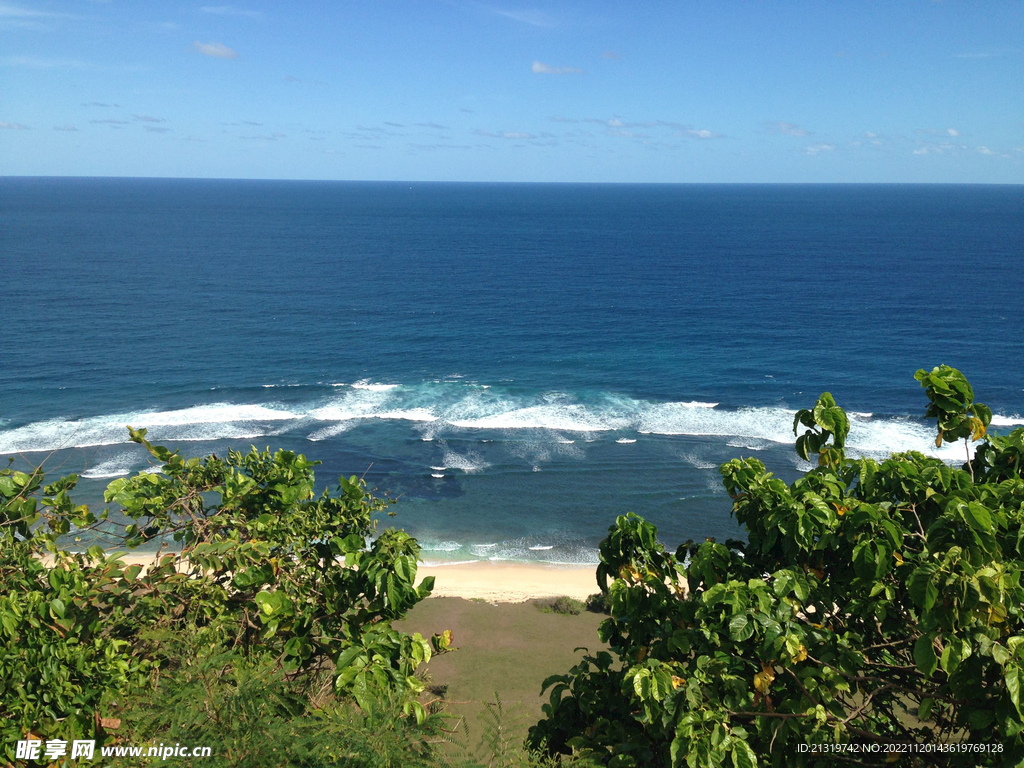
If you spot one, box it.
[39,552,598,604]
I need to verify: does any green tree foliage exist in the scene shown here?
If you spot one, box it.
[529,367,1024,767]
[0,430,440,762]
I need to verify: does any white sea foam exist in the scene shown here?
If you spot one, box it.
[439,450,487,474]
[682,453,718,470]
[307,423,354,441]
[431,473,445,478]
[3,380,1020,464]
[351,380,399,391]
[0,403,298,454]
[421,541,462,552]
[420,559,480,567]
[991,415,1024,427]
[81,452,140,479]
[529,545,554,551]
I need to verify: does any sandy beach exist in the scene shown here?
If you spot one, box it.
[41,551,599,604]
[416,560,598,603]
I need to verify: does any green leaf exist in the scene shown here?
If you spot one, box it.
[729,615,754,642]
[914,635,938,677]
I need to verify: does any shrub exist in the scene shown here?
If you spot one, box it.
[537,596,586,616]
[1,430,448,761]
[585,593,610,614]
[529,366,1024,767]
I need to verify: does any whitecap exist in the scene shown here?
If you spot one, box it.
[81,453,139,479]
[351,380,399,391]
[616,438,637,444]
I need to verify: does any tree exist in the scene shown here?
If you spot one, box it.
[1,429,445,762]
[529,366,1024,767]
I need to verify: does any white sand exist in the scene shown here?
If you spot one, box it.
[40,552,599,604]
[416,561,597,603]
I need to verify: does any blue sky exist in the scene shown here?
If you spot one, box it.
[2,1,1022,182]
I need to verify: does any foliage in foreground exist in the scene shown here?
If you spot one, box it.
[0,431,446,763]
[529,366,1024,767]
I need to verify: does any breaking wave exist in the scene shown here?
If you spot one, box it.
[2,380,1020,465]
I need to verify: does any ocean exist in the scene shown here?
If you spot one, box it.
[2,178,1023,564]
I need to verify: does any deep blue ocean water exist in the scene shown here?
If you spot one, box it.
[2,179,1023,562]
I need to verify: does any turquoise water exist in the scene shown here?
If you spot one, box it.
[3,179,1023,562]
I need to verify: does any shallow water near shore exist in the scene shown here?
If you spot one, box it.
[3,179,1023,561]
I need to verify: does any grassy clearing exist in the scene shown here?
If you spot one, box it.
[398,596,607,746]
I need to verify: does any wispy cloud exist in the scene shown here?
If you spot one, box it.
[956,52,998,59]
[53,124,78,131]
[947,128,960,137]
[976,146,995,155]
[193,41,239,59]
[0,2,68,18]
[475,129,535,139]
[531,60,584,75]
[144,126,172,133]
[602,51,622,60]
[415,122,450,129]
[1,55,86,68]
[133,114,167,123]
[409,143,472,150]
[83,101,120,107]
[90,118,129,125]
[767,121,811,137]
[201,5,263,19]
[804,143,835,155]
[0,120,29,129]
[686,129,724,139]
[491,8,554,27]
[549,116,578,123]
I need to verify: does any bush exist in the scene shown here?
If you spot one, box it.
[529,366,1024,767]
[585,593,610,614]
[1,430,450,762]
[537,596,586,616]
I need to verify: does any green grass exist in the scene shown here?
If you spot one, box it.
[397,597,607,747]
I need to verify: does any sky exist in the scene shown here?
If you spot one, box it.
[1,1,1022,183]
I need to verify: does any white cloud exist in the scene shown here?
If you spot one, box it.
[602,51,622,60]
[0,120,29,129]
[492,8,554,27]
[531,60,583,75]
[947,128,960,137]
[913,147,929,155]
[133,114,167,123]
[688,129,724,139]
[201,6,263,19]
[767,121,811,137]
[193,41,239,59]
[804,143,835,155]
[864,132,877,138]
[977,146,995,155]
